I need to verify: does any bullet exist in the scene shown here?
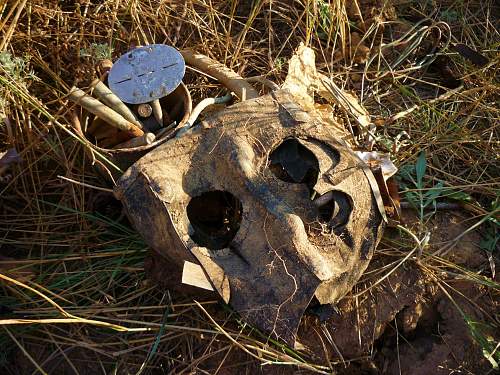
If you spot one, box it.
[113,133,156,149]
[68,86,144,138]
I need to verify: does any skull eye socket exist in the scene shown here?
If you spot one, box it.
[269,138,319,193]
[313,191,352,230]
[186,191,243,250]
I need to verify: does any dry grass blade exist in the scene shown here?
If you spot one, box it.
[3,326,48,375]
[0,0,498,373]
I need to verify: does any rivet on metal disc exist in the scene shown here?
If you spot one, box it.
[137,103,153,118]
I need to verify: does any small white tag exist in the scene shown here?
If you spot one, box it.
[181,261,214,291]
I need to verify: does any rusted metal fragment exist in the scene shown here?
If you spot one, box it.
[115,89,384,345]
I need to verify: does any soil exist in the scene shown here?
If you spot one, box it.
[299,211,496,375]
[187,211,498,374]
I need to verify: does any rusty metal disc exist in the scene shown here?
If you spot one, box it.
[108,44,185,104]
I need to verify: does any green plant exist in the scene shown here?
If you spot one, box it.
[315,0,332,39]
[440,282,500,371]
[441,9,460,23]
[398,151,445,222]
[0,52,36,82]
[274,56,287,72]
[480,196,499,259]
[80,43,113,61]
[0,52,38,117]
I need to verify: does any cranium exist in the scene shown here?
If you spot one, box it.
[114,46,385,346]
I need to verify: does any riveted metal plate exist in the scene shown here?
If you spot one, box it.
[108,44,185,104]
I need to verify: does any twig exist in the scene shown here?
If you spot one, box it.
[246,76,280,91]
[58,175,114,193]
[0,0,27,51]
[400,201,462,210]
[351,226,429,297]
[386,85,463,124]
[0,272,148,332]
[434,208,500,257]
[194,301,325,373]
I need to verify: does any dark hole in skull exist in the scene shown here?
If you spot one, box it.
[186,191,243,250]
[313,190,352,230]
[269,138,319,194]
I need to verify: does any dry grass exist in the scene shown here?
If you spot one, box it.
[0,0,499,373]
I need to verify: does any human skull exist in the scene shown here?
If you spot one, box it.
[115,87,385,345]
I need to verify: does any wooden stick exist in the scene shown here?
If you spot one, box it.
[91,79,143,129]
[68,87,144,138]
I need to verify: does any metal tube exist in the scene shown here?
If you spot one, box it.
[68,87,144,138]
[113,133,156,149]
[91,79,143,129]
[151,99,163,126]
